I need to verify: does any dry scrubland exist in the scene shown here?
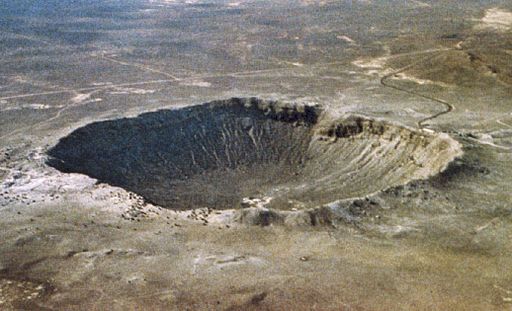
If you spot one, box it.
[1,1,512,310]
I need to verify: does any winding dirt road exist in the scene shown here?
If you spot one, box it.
[379,50,455,128]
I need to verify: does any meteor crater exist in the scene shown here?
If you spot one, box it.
[46,97,461,212]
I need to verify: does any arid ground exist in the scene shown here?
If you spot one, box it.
[1,1,512,310]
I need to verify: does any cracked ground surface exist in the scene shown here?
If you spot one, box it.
[1,1,512,310]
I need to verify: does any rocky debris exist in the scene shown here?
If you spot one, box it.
[384,180,436,200]
[307,198,378,227]
[438,157,491,179]
[186,207,213,225]
[0,278,49,309]
[234,196,381,227]
[236,207,285,226]
[240,196,272,209]
[0,187,60,208]
[116,190,167,222]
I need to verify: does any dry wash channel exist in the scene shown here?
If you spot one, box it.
[46,98,461,212]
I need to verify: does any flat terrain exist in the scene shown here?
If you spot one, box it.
[1,0,512,310]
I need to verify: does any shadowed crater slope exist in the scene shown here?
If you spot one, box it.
[46,98,461,211]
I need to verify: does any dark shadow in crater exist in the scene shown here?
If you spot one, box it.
[47,98,319,210]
